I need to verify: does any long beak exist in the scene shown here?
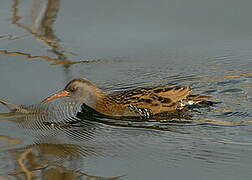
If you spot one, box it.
[42,90,69,103]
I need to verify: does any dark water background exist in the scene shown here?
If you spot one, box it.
[0,0,252,179]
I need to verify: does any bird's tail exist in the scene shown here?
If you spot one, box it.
[187,95,211,104]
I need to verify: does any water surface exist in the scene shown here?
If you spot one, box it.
[0,0,252,179]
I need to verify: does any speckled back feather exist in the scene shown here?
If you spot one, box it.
[100,86,194,116]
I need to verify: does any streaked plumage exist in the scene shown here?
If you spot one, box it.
[43,78,210,118]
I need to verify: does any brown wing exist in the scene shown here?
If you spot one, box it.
[109,86,191,115]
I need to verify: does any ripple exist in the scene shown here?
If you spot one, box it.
[219,88,243,94]
[215,111,252,118]
[202,89,218,94]
[216,80,241,86]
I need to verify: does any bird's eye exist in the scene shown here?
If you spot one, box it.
[69,87,77,92]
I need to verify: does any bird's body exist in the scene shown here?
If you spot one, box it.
[43,78,210,119]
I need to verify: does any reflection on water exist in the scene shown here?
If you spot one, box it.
[0,0,252,179]
[0,100,126,179]
[0,86,251,179]
[8,145,123,179]
[1,0,124,67]
[11,0,70,59]
[0,49,126,66]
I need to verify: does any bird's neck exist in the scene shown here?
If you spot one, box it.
[84,87,107,109]
[84,88,127,116]
[93,92,122,116]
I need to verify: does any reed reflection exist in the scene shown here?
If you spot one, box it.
[8,145,123,180]
[3,0,125,68]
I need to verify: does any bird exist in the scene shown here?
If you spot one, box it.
[42,78,210,119]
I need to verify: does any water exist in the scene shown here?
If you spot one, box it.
[0,0,252,179]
